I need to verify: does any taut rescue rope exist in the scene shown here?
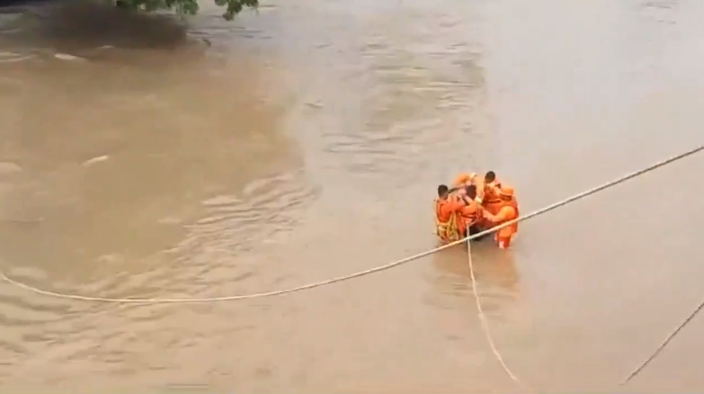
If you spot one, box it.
[3,145,701,303]
[620,296,704,385]
[1,145,704,389]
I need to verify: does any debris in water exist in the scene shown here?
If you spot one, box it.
[306,101,324,109]
[0,52,34,63]
[82,155,109,167]
[54,53,86,62]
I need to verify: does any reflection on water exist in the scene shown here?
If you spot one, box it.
[1,0,704,391]
[428,240,522,324]
[0,0,189,54]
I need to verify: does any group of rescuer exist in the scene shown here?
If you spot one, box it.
[434,171,519,249]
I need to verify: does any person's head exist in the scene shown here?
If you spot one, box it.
[465,184,477,200]
[453,172,477,187]
[437,184,450,199]
[484,171,496,183]
[499,185,514,200]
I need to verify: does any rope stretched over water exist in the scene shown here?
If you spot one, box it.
[1,145,703,391]
[620,296,704,385]
[1,145,702,305]
[465,226,532,391]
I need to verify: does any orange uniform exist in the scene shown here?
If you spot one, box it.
[434,197,464,242]
[459,198,483,230]
[452,172,477,188]
[486,185,519,249]
[480,179,503,215]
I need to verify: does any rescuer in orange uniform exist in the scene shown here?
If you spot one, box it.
[458,184,487,239]
[477,170,504,215]
[434,184,465,243]
[482,184,519,249]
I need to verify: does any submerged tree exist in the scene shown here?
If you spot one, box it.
[114,0,258,20]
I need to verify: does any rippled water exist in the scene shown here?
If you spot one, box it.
[1,0,704,391]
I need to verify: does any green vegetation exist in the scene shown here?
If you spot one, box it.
[114,0,258,20]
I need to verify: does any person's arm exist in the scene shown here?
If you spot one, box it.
[485,206,511,223]
[450,195,466,212]
[486,183,501,196]
[460,205,480,226]
[475,179,486,203]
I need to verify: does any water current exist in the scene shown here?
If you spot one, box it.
[1,0,704,391]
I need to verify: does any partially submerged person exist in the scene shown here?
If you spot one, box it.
[478,170,503,215]
[434,184,465,243]
[458,184,486,239]
[439,171,517,244]
[482,184,519,249]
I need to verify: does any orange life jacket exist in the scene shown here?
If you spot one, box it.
[434,199,461,242]
[495,198,519,239]
[460,199,482,227]
[483,181,502,201]
[481,182,503,215]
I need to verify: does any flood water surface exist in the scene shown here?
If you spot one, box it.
[1,0,704,392]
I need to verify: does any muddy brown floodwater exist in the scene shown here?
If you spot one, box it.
[1,0,704,392]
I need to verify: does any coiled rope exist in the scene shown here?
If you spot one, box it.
[2,145,702,305]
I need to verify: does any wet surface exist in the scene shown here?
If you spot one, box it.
[0,0,703,391]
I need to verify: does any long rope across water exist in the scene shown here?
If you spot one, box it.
[620,295,704,385]
[2,145,703,390]
[2,145,702,305]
